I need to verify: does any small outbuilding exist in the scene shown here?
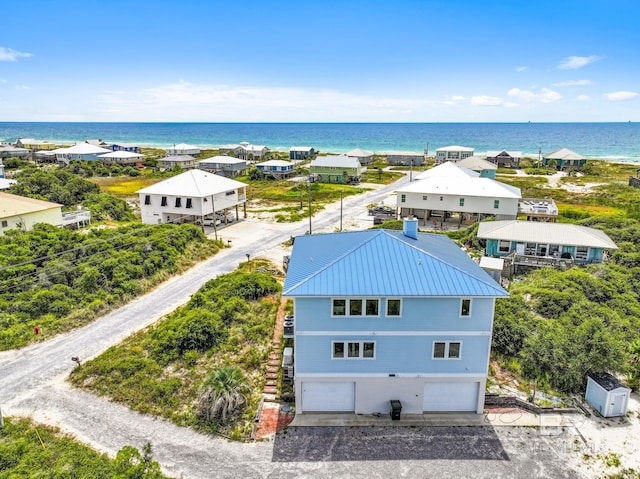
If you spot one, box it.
[585,372,631,417]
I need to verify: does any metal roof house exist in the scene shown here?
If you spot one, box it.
[51,143,112,165]
[435,145,474,164]
[309,155,362,184]
[136,169,247,225]
[255,159,294,179]
[198,156,248,178]
[384,150,425,166]
[98,151,144,166]
[165,143,201,156]
[543,148,586,170]
[457,155,498,178]
[396,162,521,224]
[346,148,375,165]
[585,373,630,417]
[283,219,508,415]
[477,220,618,268]
[157,155,198,171]
[289,146,316,161]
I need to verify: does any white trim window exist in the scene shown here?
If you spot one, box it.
[332,341,376,359]
[386,298,401,317]
[460,298,472,317]
[576,246,589,260]
[334,298,380,317]
[433,341,462,359]
[498,240,510,253]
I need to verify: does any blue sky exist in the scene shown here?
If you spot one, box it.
[1,0,638,122]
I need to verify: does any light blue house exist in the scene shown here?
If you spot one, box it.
[283,219,508,415]
[477,220,618,265]
[255,159,294,178]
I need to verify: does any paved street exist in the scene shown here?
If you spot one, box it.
[0,172,584,478]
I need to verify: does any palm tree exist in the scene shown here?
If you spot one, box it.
[197,366,250,425]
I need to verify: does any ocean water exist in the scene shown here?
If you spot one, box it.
[0,122,638,162]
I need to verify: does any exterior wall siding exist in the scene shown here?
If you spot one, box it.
[398,192,519,217]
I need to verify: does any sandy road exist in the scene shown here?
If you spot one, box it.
[0,174,408,478]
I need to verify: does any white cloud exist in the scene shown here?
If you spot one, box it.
[15,85,31,90]
[507,87,562,103]
[451,95,468,101]
[577,95,591,101]
[470,96,503,106]
[603,91,639,101]
[557,55,600,70]
[0,47,33,62]
[552,79,592,87]
[96,81,438,121]
[516,66,528,72]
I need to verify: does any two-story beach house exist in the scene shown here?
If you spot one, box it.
[485,150,522,168]
[283,219,508,415]
[165,143,201,156]
[290,146,316,161]
[435,146,474,164]
[198,156,248,178]
[346,148,375,166]
[309,155,362,184]
[255,160,294,179]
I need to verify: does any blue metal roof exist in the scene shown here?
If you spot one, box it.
[283,229,508,297]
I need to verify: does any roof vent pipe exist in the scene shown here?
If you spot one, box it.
[402,217,419,240]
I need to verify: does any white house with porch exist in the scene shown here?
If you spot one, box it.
[396,162,521,224]
[435,145,474,164]
[165,143,201,156]
[136,170,247,225]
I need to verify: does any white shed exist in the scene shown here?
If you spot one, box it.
[585,372,630,417]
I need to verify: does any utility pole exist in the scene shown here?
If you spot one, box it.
[340,190,343,231]
[307,179,312,234]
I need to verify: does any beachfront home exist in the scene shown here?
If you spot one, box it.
[290,146,316,161]
[136,169,247,225]
[238,142,269,162]
[255,160,294,179]
[309,155,362,184]
[109,142,141,153]
[396,162,521,224]
[0,145,30,159]
[283,219,508,414]
[157,155,198,171]
[435,145,474,164]
[485,150,522,168]
[0,192,63,234]
[457,155,497,178]
[198,156,248,178]
[543,148,587,170]
[477,220,617,265]
[217,144,244,157]
[52,143,112,164]
[165,143,201,156]
[16,139,58,151]
[98,151,144,166]
[384,151,425,166]
[346,148,375,166]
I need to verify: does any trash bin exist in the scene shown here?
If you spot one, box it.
[390,400,402,420]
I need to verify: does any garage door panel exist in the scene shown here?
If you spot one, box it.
[423,382,478,412]
[302,382,355,412]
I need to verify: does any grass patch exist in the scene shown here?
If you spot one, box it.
[91,176,162,198]
[0,417,169,478]
[69,266,282,439]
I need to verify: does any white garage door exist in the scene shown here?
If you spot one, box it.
[423,382,479,412]
[302,382,355,412]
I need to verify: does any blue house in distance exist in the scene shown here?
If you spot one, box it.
[283,219,508,415]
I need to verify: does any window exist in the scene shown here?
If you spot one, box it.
[161,196,168,207]
[576,246,588,260]
[499,240,510,253]
[459,198,465,207]
[144,195,150,205]
[422,195,428,201]
[332,299,346,316]
[349,299,363,316]
[440,196,443,201]
[386,299,401,316]
[175,197,182,208]
[494,199,500,209]
[333,341,375,359]
[401,194,406,203]
[460,298,471,317]
[186,198,193,208]
[1,220,7,228]
[433,341,461,359]
[365,299,379,316]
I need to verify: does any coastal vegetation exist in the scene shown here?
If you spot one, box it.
[69,262,281,438]
[0,223,221,350]
[0,417,168,478]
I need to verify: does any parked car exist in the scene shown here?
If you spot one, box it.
[215,211,236,222]
[368,205,395,216]
[196,217,221,227]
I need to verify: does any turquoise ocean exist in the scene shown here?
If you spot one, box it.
[0,122,638,163]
